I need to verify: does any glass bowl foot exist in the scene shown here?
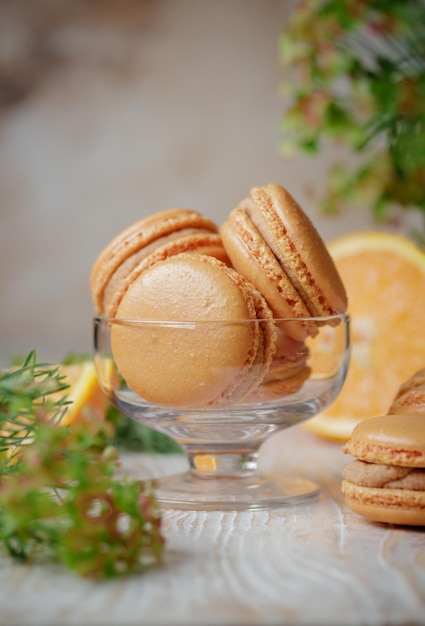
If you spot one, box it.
[153,471,320,511]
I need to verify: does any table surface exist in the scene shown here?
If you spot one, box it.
[1,425,424,626]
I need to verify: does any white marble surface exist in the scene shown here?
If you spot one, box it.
[1,426,424,626]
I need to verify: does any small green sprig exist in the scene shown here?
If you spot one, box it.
[0,351,69,474]
[0,351,164,579]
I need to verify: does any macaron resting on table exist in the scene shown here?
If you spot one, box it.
[342,414,425,526]
[92,183,350,510]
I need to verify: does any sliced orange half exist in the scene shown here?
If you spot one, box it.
[57,360,109,428]
[305,231,425,441]
[3,360,109,463]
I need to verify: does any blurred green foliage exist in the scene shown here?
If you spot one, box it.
[280,0,425,233]
[0,351,165,579]
[106,405,182,454]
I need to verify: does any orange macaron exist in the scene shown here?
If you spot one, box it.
[342,414,425,526]
[247,327,311,401]
[90,208,229,317]
[387,368,425,415]
[111,253,277,408]
[220,183,347,340]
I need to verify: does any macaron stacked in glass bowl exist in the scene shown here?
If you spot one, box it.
[91,183,350,510]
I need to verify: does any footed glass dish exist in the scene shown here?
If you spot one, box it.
[94,314,350,511]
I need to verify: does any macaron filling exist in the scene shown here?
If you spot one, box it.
[343,459,425,490]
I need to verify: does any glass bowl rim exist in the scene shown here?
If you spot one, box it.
[94,312,350,327]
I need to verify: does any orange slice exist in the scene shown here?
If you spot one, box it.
[3,360,109,464]
[305,231,425,441]
[56,360,109,428]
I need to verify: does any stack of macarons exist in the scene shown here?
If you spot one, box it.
[90,183,347,408]
[342,370,425,526]
[341,414,425,526]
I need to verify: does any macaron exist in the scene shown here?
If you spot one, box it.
[106,231,230,319]
[111,253,277,408]
[387,368,425,414]
[265,328,310,382]
[90,208,229,316]
[220,183,347,340]
[342,414,425,526]
[247,328,311,401]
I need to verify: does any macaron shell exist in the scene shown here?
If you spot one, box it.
[111,254,263,407]
[90,208,218,313]
[249,184,348,318]
[220,206,312,341]
[342,481,425,526]
[343,414,425,467]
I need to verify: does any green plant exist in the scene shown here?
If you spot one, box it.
[280,0,425,231]
[0,351,164,579]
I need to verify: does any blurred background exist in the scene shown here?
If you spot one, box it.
[0,0,420,364]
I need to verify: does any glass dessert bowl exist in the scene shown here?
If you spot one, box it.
[94,314,350,511]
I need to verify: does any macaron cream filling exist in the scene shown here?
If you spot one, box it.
[343,459,425,490]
